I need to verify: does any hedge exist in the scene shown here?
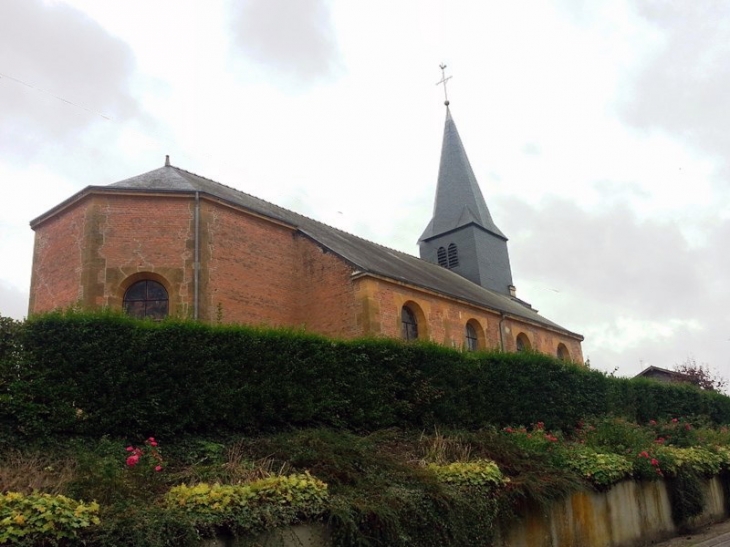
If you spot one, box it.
[1,311,729,442]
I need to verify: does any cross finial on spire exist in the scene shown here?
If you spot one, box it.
[436,63,452,106]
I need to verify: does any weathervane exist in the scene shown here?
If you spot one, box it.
[436,63,452,106]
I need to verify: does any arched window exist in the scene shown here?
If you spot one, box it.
[516,333,531,352]
[437,247,447,267]
[557,343,570,361]
[465,322,478,351]
[447,243,459,268]
[401,305,418,341]
[123,280,169,320]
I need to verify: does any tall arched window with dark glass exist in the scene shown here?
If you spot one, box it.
[123,280,169,320]
[401,305,418,341]
[465,322,478,351]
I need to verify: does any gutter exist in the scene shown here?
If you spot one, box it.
[194,191,200,320]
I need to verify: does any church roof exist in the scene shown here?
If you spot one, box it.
[419,107,506,242]
[31,163,581,338]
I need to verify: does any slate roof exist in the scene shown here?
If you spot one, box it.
[50,162,581,338]
[419,107,506,241]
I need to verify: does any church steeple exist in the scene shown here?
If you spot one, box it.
[419,103,515,295]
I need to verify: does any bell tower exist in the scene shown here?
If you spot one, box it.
[419,72,514,295]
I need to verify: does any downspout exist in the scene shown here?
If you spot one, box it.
[194,191,200,320]
[498,313,506,352]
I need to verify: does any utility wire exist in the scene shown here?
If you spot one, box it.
[0,71,112,120]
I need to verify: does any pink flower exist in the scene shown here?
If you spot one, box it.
[651,458,659,467]
[126,446,134,452]
[126,454,140,467]
[671,418,678,423]
[149,441,158,447]
[639,451,649,458]
[155,465,162,472]
[148,437,155,442]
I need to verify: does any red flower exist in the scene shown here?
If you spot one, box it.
[155,465,162,472]
[535,422,545,430]
[125,446,134,452]
[671,418,678,423]
[149,441,158,447]
[504,427,514,433]
[654,437,666,444]
[649,420,657,426]
[126,454,140,467]
[639,451,649,458]
[651,458,659,467]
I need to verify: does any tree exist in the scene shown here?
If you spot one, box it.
[674,358,728,393]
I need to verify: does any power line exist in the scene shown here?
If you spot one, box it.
[0,71,112,120]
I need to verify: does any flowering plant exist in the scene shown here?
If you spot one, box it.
[125,437,164,472]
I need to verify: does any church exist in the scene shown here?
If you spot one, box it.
[28,104,584,361]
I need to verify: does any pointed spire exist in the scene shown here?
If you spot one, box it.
[419,107,505,242]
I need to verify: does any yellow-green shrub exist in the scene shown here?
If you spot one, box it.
[565,447,633,488]
[427,460,506,488]
[164,473,328,531]
[0,492,100,544]
[657,446,723,477]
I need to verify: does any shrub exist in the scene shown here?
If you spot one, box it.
[564,446,633,488]
[6,311,730,444]
[427,460,506,489]
[0,491,100,545]
[165,473,328,534]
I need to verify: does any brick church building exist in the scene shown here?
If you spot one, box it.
[29,106,583,360]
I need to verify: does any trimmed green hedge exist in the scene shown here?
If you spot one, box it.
[1,311,729,442]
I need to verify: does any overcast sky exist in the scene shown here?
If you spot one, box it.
[2,0,729,380]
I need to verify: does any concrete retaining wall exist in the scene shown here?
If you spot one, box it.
[202,477,728,547]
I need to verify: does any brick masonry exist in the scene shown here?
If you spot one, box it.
[30,191,583,361]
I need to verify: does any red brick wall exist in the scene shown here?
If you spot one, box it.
[292,234,361,339]
[200,200,301,326]
[31,193,196,316]
[357,276,583,361]
[95,194,194,315]
[29,202,86,313]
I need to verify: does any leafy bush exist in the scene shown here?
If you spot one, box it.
[165,473,328,534]
[427,459,506,488]
[657,446,724,478]
[0,491,100,545]
[564,446,632,488]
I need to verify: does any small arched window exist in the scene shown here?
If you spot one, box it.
[516,333,531,352]
[437,247,447,267]
[447,243,459,268]
[557,343,570,361]
[123,280,169,320]
[401,305,418,341]
[465,322,478,351]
